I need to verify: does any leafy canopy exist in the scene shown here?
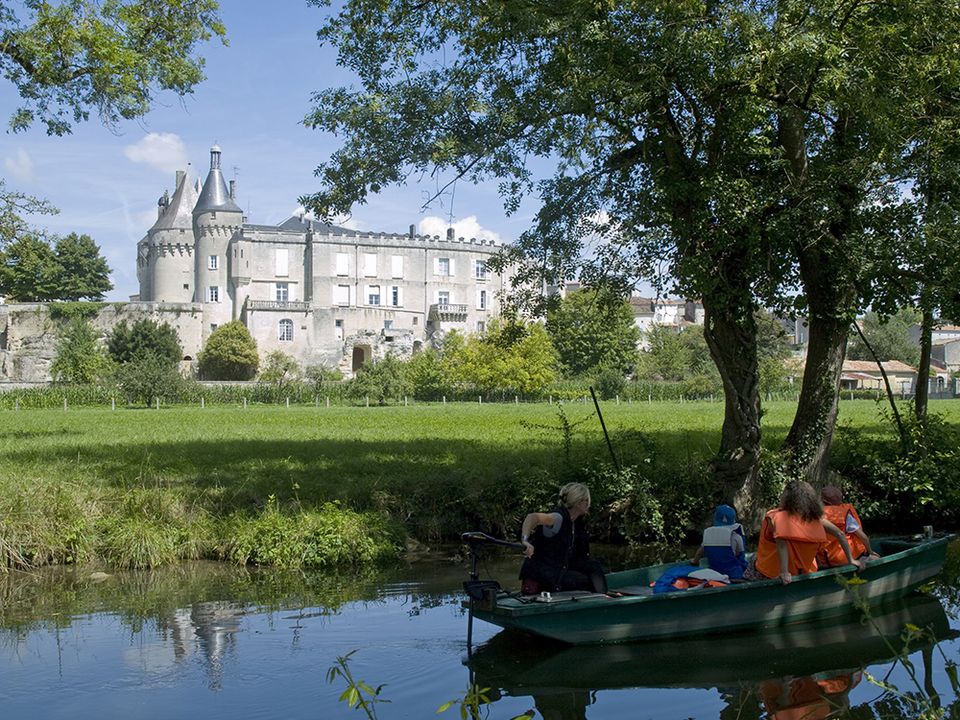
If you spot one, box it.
[1,0,227,135]
[106,318,182,366]
[546,289,639,377]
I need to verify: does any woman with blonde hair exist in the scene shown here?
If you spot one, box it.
[518,482,607,594]
[745,480,865,584]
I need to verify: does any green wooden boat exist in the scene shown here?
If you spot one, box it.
[467,592,953,691]
[463,534,952,645]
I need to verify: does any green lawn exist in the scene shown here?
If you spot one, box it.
[0,399,956,569]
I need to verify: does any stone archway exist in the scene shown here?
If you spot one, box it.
[352,345,371,371]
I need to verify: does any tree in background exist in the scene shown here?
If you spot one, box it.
[348,354,412,405]
[0,235,59,301]
[114,352,185,406]
[445,320,558,397]
[546,289,639,377]
[405,348,451,401]
[50,317,110,384]
[1,0,226,136]
[106,319,182,366]
[0,179,57,247]
[0,232,113,301]
[756,311,795,398]
[259,350,301,394]
[846,309,922,368]
[53,233,112,300]
[196,321,259,380]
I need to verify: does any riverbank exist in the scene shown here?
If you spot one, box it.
[1,400,957,570]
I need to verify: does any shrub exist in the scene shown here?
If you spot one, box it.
[197,321,259,380]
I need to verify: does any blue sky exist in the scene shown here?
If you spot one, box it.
[0,1,537,301]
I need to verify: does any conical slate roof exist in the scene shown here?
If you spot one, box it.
[194,145,242,214]
[149,171,199,232]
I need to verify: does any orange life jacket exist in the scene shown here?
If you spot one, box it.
[817,503,868,567]
[755,509,827,579]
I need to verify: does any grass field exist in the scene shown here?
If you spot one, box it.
[1,398,956,570]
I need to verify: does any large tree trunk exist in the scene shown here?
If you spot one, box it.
[785,311,848,485]
[701,300,763,526]
[915,306,934,421]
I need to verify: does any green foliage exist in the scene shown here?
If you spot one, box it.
[197,320,260,380]
[327,650,389,720]
[48,301,105,321]
[347,354,412,405]
[51,233,112,300]
[0,178,57,247]
[546,289,639,377]
[1,0,227,135]
[196,321,259,380]
[637,325,717,384]
[50,316,111,384]
[305,364,344,394]
[114,352,186,406]
[106,318,182,365]
[847,308,923,367]
[593,367,626,401]
[0,232,113,301]
[405,348,451,401]
[0,234,59,300]
[259,350,301,389]
[226,499,400,569]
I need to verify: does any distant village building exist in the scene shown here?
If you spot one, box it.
[630,296,704,349]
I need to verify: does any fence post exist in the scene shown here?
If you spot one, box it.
[200,397,205,409]
[648,394,652,404]
[326,396,330,408]
[616,395,620,405]
[366,396,370,407]
[286,397,290,408]
[404,396,408,406]
[15,398,19,411]
[515,396,519,404]
[63,397,68,411]
[443,396,446,405]
[243,397,248,409]
[549,396,552,404]
[112,397,116,411]
[155,397,160,410]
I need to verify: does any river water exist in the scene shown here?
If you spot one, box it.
[1,551,958,720]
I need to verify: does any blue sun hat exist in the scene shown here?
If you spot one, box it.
[714,504,737,526]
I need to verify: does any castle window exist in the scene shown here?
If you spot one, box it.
[474,260,487,280]
[437,290,450,306]
[334,284,350,306]
[366,284,381,306]
[478,289,488,310]
[391,255,403,278]
[183,283,189,290]
[208,255,218,270]
[477,321,485,333]
[335,252,349,276]
[207,286,220,303]
[275,282,289,302]
[363,253,377,277]
[275,248,289,277]
[390,286,401,307]
[435,257,451,277]
[278,319,294,342]
[413,316,418,326]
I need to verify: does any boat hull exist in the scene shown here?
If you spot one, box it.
[469,535,952,644]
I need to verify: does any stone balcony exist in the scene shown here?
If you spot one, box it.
[245,299,312,312]
[429,303,468,321]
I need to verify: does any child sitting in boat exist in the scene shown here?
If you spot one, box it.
[816,485,880,567]
[518,482,608,594]
[743,480,865,584]
[691,504,747,579]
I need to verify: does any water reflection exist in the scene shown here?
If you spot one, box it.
[466,594,956,720]
[159,601,246,691]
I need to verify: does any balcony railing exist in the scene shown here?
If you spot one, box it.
[429,303,468,321]
[246,299,311,312]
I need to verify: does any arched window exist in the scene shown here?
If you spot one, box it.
[278,318,294,342]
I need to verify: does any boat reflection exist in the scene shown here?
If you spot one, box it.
[466,593,954,720]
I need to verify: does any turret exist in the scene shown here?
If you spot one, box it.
[137,169,199,303]
[193,145,243,334]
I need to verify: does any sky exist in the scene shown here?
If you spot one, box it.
[0,1,540,301]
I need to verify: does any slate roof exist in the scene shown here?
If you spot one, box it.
[149,172,199,232]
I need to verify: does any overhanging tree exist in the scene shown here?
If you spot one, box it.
[302,0,957,505]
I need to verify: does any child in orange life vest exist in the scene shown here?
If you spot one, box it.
[691,504,747,579]
[816,485,880,567]
[744,480,865,584]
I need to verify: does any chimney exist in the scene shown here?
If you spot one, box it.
[446,227,454,241]
[229,180,236,199]
[409,224,415,239]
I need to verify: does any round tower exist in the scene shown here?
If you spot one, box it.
[138,170,199,303]
[193,145,243,336]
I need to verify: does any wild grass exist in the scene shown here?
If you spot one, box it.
[0,399,955,571]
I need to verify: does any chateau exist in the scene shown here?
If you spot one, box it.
[0,146,508,382]
[135,145,507,373]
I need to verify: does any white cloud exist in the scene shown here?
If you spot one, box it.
[418,215,502,244]
[123,133,189,174]
[4,148,34,182]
